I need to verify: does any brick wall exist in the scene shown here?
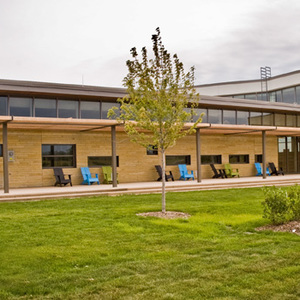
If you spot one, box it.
[0,129,278,188]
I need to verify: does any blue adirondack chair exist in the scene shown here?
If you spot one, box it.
[254,163,270,176]
[178,164,194,180]
[81,167,100,185]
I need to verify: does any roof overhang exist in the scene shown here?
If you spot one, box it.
[200,95,300,113]
[0,79,126,101]
[1,116,300,136]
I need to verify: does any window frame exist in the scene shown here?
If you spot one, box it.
[201,155,222,165]
[146,145,158,155]
[166,155,191,166]
[229,154,249,164]
[42,144,76,168]
[255,154,263,163]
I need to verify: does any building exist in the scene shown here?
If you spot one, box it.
[1,69,300,190]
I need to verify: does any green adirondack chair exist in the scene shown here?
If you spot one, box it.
[102,166,118,184]
[224,163,240,178]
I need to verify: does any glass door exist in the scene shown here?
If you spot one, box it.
[278,137,299,173]
[278,137,286,172]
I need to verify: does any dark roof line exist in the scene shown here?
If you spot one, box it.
[0,78,126,94]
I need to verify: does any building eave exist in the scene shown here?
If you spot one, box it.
[0,79,127,100]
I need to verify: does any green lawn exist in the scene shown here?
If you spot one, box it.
[0,188,299,299]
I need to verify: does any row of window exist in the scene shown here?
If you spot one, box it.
[41,144,261,169]
[192,109,300,127]
[231,85,300,104]
[166,154,256,165]
[0,96,119,119]
[1,95,300,127]
[42,144,120,168]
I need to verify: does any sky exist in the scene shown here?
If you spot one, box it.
[1,0,300,88]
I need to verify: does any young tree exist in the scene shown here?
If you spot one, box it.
[109,28,201,213]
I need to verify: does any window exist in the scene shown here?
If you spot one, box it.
[286,114,296,127]
[269,92,276,102]
[282,87,295,104]
[249,112,262,125]
[166,155,191,165]
[208,109,222,124]
[244,94,257,100]
[201,155,222,165]
[276,90,282,102]
[274,114,286,126]
[223,110,236,124]
[80,101,100,119]
[193,108,207,123]
[88,156,119,167]
[297,116,300,127]
[269,91,282,103]
[146,145,158,155]
[35,98,57,117]
[10,97,33,116]
[262,112,274,126]
[42,144,76,168]
[229,154,249,164]
[183,107,192,122]
[102,102,120,119]
[257,93,267,101]
[233,95,245,99]
[0,96,8,115]
[237,111,249,125]
[58,100,78,118]
[255,154,263,163]
[278,137,285,153]
[296,86,300,104]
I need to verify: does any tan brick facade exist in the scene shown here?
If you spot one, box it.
[0,129,278,188]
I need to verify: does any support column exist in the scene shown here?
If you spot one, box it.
[111,125,118,187]
[262,130,266,179]
[196,128,201,183]
[2,122,9,193]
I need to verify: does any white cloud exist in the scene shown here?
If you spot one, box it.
[1,0,300,87]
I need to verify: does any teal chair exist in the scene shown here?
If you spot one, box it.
[178,164,194,180]
[254,163,270,176]
[81,167,100,185]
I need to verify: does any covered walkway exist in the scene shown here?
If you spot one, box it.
[1,174,300,202]
[2,116,300,193]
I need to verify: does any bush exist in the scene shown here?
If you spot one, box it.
[262,186,290,225]
[262,185,300,225]
[287,185,300,221]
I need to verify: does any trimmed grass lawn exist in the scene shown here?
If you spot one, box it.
[0,188,299,299]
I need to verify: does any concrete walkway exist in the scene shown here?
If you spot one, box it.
[1,174,300,202]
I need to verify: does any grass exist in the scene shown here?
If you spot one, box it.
[0,187,299,299]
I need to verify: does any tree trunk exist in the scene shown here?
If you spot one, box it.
[161,149,166,213]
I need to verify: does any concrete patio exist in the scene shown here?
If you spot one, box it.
[1,174,300,202]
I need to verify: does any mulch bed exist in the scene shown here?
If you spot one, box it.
[136,211,191,219]
[256,221,300,235]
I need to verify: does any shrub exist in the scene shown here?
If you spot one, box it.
[262,185,300,225]
[262,186,290,225]
[287,185,300,221]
